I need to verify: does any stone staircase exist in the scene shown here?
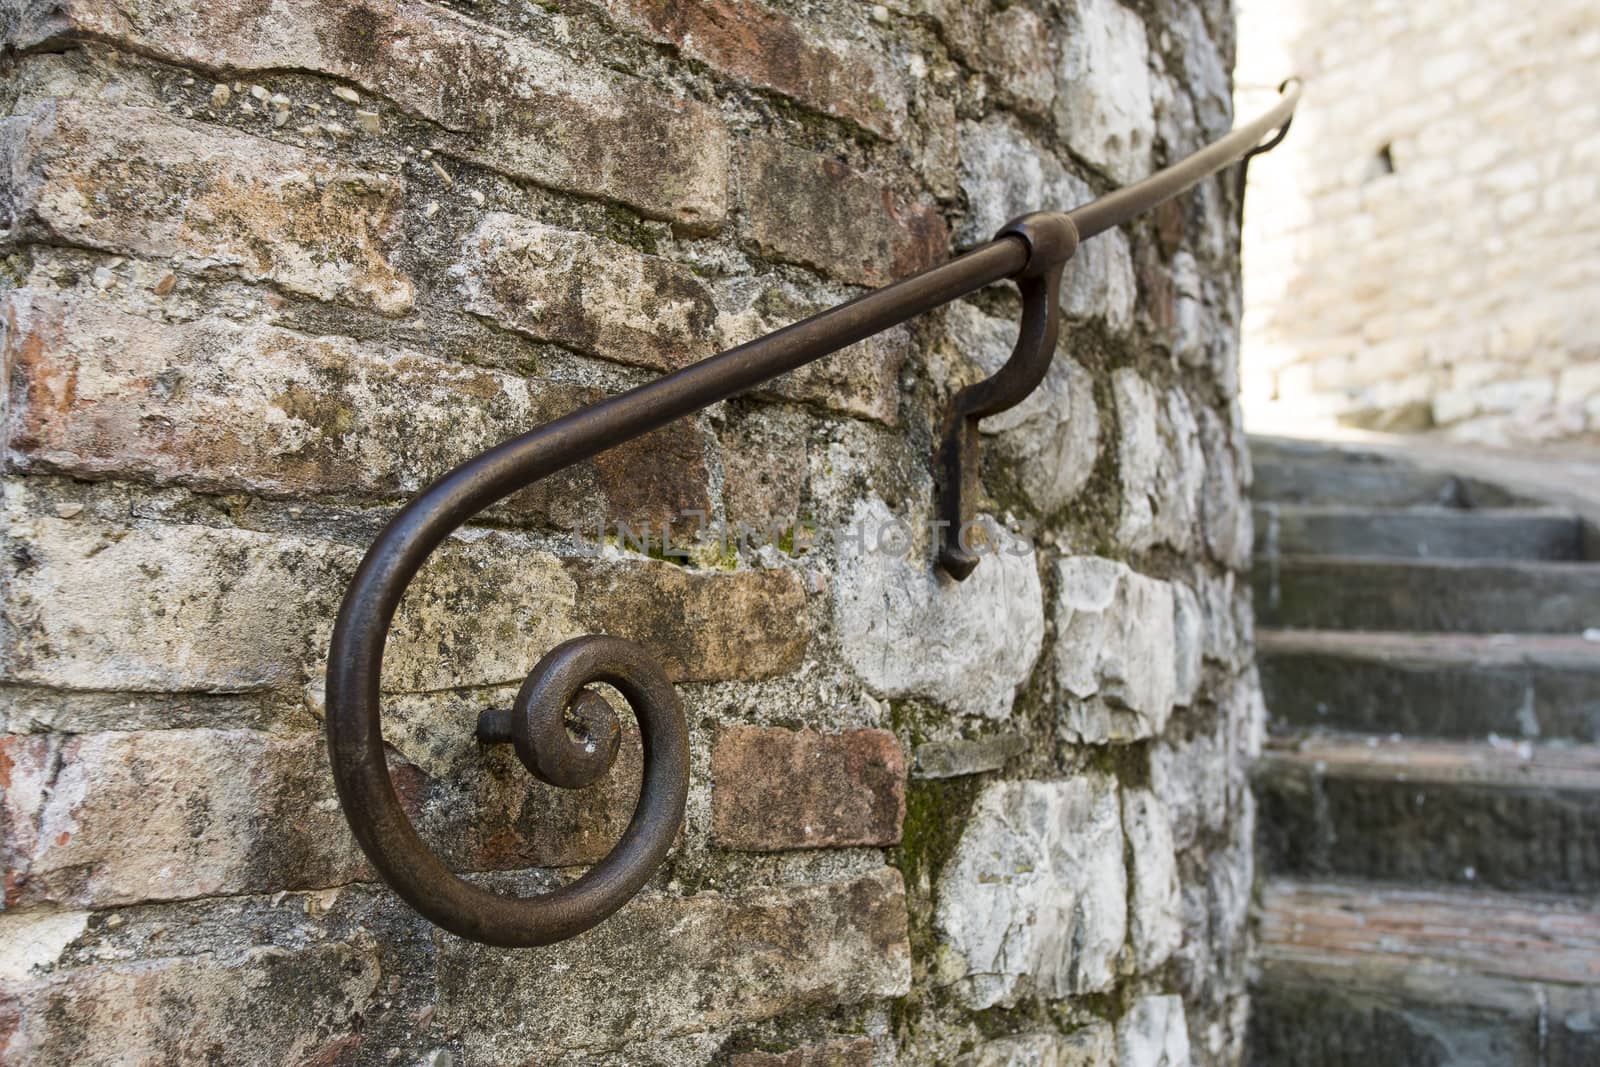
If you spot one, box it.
[1244,437,1600,1066]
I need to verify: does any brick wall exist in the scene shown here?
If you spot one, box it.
[1237,0,1600,443]
[0,1,1260,1064]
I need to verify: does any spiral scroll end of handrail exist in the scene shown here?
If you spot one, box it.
[324,471,690,946]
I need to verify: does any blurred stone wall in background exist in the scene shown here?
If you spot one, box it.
[1237,0,1600,444]
[1,1,1260,1063]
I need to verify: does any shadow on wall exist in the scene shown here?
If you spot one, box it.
[1234,0,1600,445]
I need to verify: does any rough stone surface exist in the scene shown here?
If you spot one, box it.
[1055,0,1156,183]
[1116,370,1206,552]
[1117,995,1194,1067]
[961,1025,1116,1067]
[1123,789,1185,972]
[456,211,908,421]
[569,559,813,682]
[3,289,711,526]
[834,497,1045,721]
[456,212,720,372]
[595,0,907,139]
[1054,557,1198,743]
[957,118,1137,332]
[740,141,947,288]
[711,726,906,850]
[435,870,911,1060]
[731,1038,875,1067]
[4,98,413,313]
[0,0,1256,1061]
[6,0,729,227]
[0,730,363,908]
[0,940,382,1064]
[935,776,1127,1008]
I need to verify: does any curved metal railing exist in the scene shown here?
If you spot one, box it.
[326,81,1300,947]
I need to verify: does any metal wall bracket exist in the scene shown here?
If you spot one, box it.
[325,82,1300,947]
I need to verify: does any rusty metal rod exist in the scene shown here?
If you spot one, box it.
[325,82,1300,948]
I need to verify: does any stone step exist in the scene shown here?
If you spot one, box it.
[1248,877,1600,1066]
[1249,437,1530,509]
[1255,504,1588,561]
[1258,630,1600,742]
[1254,555,1600,633]
[1256,737,1600,893]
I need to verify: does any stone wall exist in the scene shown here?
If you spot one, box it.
[1236,0,1600,443]
[0,1,1260,1064]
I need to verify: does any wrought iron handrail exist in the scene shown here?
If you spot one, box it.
[326,82,1300,947]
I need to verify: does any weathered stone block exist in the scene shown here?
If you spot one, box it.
[457,213,906,421]
[958,1025,1114,1067]
[834,497,1044,721]
[1122,788,1183,972]
[596,0,906,139]
[0,508,356,694]
[1114,371,1204,552]
[0,939,381,1064]
[1054,0,1155,183]
[456,213,719,373]
[731,1037,875,1066]
[711,726,905,850]
[7,0,729,227]
[714,275,911,424]
[1053,557,1196,743]
[435,870,910,1060]
[981,6,1058,119]
[3,99,412,313]
[740,141,947,288]
[0,730,363,907]
[0,493,805,696]
[1151,675,1261,851]
[912,733,1025,780]
[935,775,1126,1007]
[956,118,1136,331]
[569,560,812,682]
[1197,404,1252,569]
[2,291,711,528]
[1116,995,1193,1067]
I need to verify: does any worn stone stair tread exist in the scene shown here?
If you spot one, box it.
[1249,879,1600,1065]
[1258,628,1600,665]
[1256,737,1600,893]
[1254,554,1600,634]
[1254,503,1587,560]
[1249,437,1533,509]
[1258,628,1600,742]
[1258,876,1600,987]
[1261,735,1600,790]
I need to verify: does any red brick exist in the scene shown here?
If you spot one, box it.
[2,291,711,529]
[712,726,906,850]
[10,0,728,228]
[595,0,907,138]
[3,99,413,313]
[741,141,948,288]
[569,560,813,682]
